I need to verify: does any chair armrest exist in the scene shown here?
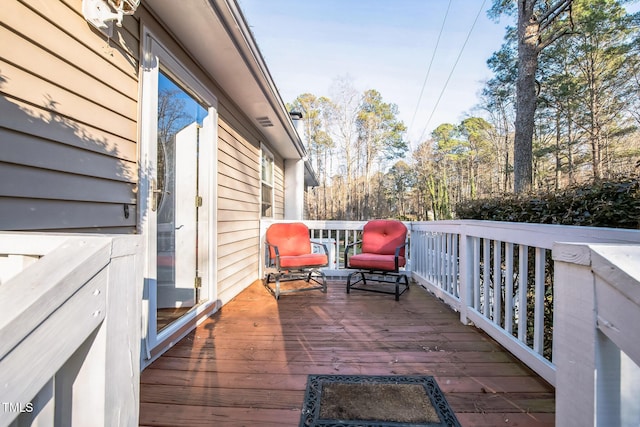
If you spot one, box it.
[264,241,281,270]
[394,242,408,271]
[310,241,329,257]
[344,240,362,268]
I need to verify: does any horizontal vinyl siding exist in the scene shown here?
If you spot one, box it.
[0,162,136,203]
[0,198,136,230]
[0,0,139,232]
[216,117,261,301]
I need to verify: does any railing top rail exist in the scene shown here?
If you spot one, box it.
[0,235,113,359]
[262,219,415,231]
[410,220,640,249]
[0,232,71,256]
[262,219,368,230]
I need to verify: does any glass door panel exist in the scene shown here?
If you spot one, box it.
[156,71,208,332]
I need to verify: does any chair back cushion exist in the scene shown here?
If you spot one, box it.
[361,219,407,256]
[266,222,311,258]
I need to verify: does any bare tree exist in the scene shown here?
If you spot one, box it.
[327,76,360,220]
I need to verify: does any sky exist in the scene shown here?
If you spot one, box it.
[237,0,513,148]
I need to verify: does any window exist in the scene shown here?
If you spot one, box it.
[261,146,274,217]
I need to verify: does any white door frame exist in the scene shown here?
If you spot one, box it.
[139,27,218,359]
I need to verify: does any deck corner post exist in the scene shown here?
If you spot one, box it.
[103,235,144,427]
[553,242,597,427]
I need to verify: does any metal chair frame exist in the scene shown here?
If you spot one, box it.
[345,241,409,301]
[263,239,328,300]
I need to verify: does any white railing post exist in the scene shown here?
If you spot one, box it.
[103,235,144,426]
[553,243,598,427]
[554,242,640,427]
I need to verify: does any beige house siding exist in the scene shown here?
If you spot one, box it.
[215,108,287,302]
[0,0,139,232]
[216,117,260,301]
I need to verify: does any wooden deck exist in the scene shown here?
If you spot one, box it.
[139,280,555,426]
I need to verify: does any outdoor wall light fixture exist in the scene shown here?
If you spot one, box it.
[83,0,141,36]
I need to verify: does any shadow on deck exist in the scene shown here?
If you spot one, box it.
[139,280,555,426]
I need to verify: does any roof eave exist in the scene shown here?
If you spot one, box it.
[144,0,307,160]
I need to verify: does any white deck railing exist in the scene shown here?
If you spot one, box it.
[409,220,640,387]
[0,233,143,427]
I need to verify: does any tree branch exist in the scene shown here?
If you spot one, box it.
[536,0,574,51]
[538,0,572,27]
[538,27,574,51]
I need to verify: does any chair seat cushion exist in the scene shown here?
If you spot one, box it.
[349,253,406,271]
[280,253,328,269]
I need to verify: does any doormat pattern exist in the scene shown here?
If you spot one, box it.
[299,374,461,427]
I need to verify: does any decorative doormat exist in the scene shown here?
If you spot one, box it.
[299,375,461,427]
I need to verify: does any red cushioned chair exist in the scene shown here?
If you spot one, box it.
[344,219,409,301]
[264,222,328,299]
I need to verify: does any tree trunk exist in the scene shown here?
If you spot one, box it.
[589,82,602,179]
[513,0,538,193]
[503,113,510,193]
[555,110,561,190]
[514,1,539,193]
[566,102,574,185]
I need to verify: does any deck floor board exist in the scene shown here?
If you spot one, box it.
[140,280,555,426]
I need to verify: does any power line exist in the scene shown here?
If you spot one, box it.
[408,0,452,140]
[415,0,488,145]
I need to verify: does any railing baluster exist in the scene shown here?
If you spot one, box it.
[493,240,502,325]
[473,237,480,310]
[431,233,436,285]
[534,247,546,355]
[444,233,450,292]
[445,233,450,292]
[436,234,442,288]
[327,229,338,268]
[417,231,424,276]
[338,229,343,268]
[442,233,447,290]
[435,233,439,284]
[440,233,446,291]
[483,238,491,318]
[427,233,432,281]
[518,245,528,343]
[452,234,459,297]
[504,242,514,334]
